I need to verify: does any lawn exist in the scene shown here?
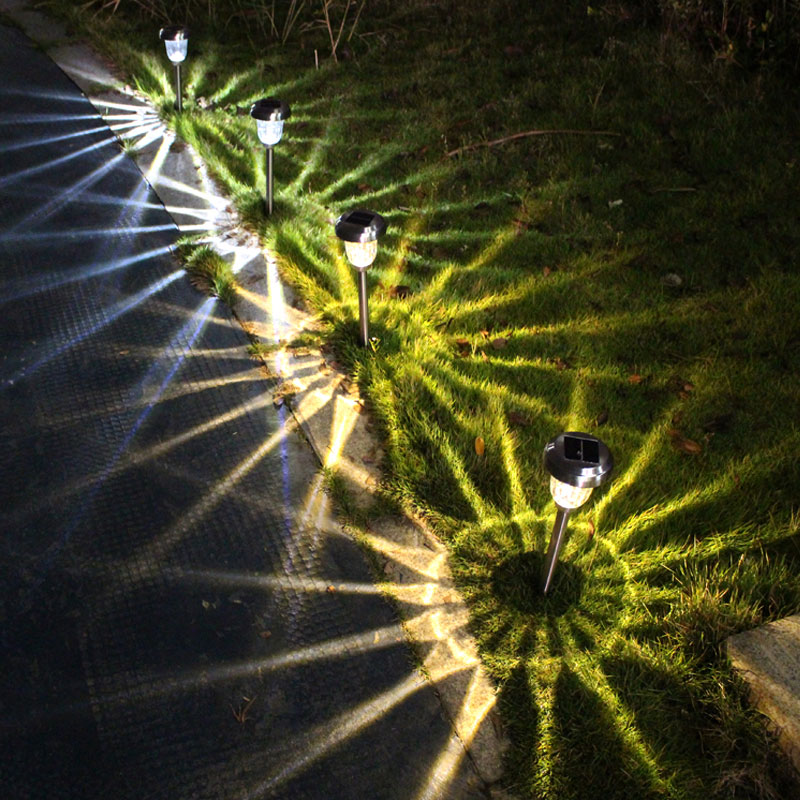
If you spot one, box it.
[36,0,800,796]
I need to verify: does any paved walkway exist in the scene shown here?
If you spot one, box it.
[0,20,487,800]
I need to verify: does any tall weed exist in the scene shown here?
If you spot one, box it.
[643,0,800,67]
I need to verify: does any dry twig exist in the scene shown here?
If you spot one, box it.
[232,696,257,724]
[446,128,622,157]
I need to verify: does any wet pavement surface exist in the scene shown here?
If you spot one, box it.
[0,24,483,799]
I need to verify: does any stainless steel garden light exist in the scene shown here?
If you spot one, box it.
[334,210,387,347]
[250,98,291,215]
[542,432,613,594]
[159,26,189,112]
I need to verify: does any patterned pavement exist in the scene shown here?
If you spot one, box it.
[0,23,484,800]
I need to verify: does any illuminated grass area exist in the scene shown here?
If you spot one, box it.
[42,0,800,796]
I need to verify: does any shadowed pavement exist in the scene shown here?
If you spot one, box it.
[0,22,484,800]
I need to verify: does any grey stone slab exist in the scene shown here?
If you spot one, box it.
[47,42,121,93]
[727,614,800,775]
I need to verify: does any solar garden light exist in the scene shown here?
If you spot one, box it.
[159,26,189,112]
[542,432,613,594]
[334,210,388,348]
[250,98,291,216]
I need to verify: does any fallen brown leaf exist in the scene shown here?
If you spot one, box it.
[587,519,595,541]
[475,436,485,456]
[669,429,702,454]
[594,409,609,427]
[628,373,644,384]
[491,337,508,349]
[508,411,531,427]
[455,338,471,356]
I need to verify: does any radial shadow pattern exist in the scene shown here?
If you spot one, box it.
[0,25,483,800]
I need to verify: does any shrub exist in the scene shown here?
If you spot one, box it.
[68,0,369,57]
[638,0,800,67]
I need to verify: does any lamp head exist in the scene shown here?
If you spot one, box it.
[543,432,613,510]
[250,98,291,146]
[335,210,388,270]
[160,26,189,63]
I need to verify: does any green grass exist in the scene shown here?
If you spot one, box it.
[42,0,800,796]
[177,241,239,307]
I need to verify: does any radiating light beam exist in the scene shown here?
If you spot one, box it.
[2,389,273,532]
[113,418,291,580]
[174,568,381,596]
[0,124,111,154]
[4,152,126,233]
[0,135,118,188]
[155,173,231,209]
[27,297,215,591]
[143,130,175,184]
[6,269,184,383]
[242,672,427,799]
[266,252,291,348]
[0,112,101,125]
[0,224,177,244]
[86,623,406,709]
[0,243,174,304]
[413,669,496,800]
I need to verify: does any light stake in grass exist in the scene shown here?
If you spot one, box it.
[542,432,613,594]
[159,26,189,112]
[250,98,291,216]
[335,210,387,347]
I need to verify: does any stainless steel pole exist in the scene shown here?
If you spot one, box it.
[542,506,571,594]
[357,269,369,347]
[175,64,182,112]
[266,146,274,215]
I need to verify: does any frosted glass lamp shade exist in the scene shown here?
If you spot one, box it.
[165,39,188,63]
[256,119,285,146]
[344,240,378,269]
[549,476,593,510]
